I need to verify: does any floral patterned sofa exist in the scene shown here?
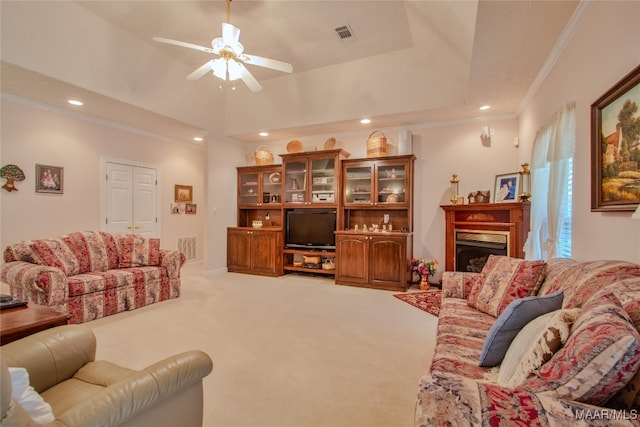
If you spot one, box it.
[415,256,640,426]
[2,231,185,324]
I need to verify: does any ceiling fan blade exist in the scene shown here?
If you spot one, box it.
[237,63,263,92]
[222,22,240,44]
[186,60,214,80]
[153,37,214,54]
[241,53,293,74]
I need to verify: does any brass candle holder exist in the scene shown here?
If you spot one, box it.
[518,163,531,201]
[450,174,460,205]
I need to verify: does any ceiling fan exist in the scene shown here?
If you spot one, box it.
[153,0,293,92]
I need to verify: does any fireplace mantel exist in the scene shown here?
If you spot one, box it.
[441,202,531,272]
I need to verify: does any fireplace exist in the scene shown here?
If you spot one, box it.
[441,202,530,272]
[455,230,508,272]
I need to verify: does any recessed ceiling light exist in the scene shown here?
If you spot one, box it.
[68,99,83,106]
[480,105,491,110]
[259,132,269,137]
[360,118,371,124]
[193,137,203,142]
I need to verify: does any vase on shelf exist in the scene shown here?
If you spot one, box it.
[420,274,430,290]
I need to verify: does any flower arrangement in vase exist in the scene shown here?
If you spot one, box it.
[411,257,438,290]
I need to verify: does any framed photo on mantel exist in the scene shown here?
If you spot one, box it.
[493,173,519,203]
[591,64,640,212]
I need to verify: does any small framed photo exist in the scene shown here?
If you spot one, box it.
[171,203,184,214]
[36,164,64,194]
[174,184,193,203]
[493,173,519,203]
[591,64,640,212]
[185,203,197,214]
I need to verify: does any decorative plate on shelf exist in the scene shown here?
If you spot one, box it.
[287,139,303,153]
[324,137,336,149]
[269,172,281,183]
[386,194,399,203]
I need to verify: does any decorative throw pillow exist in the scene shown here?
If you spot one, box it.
[118,234,161,268]
[520,303,640,405]
[30,238,81,276]
[478,291,564,367]
[467,255,547,317]
[9,367,55,424]
[498,308,580,388]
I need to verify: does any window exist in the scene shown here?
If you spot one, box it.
[525,103,575,260]
[557,158,573,258]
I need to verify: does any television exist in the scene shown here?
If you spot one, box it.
[285,209,337,250]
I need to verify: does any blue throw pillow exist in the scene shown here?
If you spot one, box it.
[478,291,564,367]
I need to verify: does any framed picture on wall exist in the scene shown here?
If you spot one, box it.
[591,64,640,212]
[35,164,63,194]
[493,172,519,203]
[185,203,197,214]
[174,184,193,203]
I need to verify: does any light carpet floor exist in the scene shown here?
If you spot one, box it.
[85,264,438,427]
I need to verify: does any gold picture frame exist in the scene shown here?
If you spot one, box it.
[591,64,640,212]
[36,164,64,194]
[174,184,193,203]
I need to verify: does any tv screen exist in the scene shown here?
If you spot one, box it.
[286,210,336,249]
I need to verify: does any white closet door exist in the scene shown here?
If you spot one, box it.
[133,166,157,238]
[106,162,158,237]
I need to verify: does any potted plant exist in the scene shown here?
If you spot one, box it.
[411,258,438,290]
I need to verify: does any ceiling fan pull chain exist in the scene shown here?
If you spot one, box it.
[226,0,231,23]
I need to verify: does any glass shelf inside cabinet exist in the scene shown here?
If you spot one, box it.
[377,165,406,203]
[240,172,259,204]
[345,166,372,204]
[285,161,306,203]
[262,171,282,204]
[311,158,335,203]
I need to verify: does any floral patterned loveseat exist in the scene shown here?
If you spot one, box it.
[415,256,640,426]
[2,231,185,324]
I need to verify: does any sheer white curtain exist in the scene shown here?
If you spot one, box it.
[525,102,576,260]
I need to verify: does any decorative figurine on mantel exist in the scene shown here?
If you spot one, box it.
[0,164,25,192]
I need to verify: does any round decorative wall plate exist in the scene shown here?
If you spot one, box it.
[324,137,336,149]
[287,139,303,153]
[269,172,281,183]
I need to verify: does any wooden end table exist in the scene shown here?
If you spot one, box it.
[1,303,70,345]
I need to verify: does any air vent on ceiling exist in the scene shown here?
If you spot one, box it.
[334,24,356,41]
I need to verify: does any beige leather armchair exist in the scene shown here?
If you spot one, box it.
[0,325,213,427]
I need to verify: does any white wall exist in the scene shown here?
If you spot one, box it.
[0,97,205,259]
[519,0,640,263]
[204,138,245,273]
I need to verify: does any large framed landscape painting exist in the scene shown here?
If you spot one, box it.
[591,65,640,212]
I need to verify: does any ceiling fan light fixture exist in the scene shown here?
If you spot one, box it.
[153,0,292,93]
[227,59,243,81]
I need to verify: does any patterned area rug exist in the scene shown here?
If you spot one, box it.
[394,290,442,317]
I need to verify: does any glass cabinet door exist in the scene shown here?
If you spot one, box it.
[261,171,282,205]
[376,163,407,205]
[284,161,307,204]
[344,165,373,205]
[239,172,259,205]
[310,158,335,204]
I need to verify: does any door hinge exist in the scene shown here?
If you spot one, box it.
[106,218,109,224]
[155,180,158,186]
[156,217,158,223]
[106,174,108,181]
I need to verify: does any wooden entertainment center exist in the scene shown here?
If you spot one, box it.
[227,150,416,291]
